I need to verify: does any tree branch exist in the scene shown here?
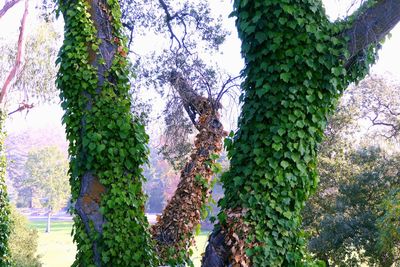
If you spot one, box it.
[8,101,33,116]
[344,0,400,67]
[0,0,22,19]
[0,0,28,105]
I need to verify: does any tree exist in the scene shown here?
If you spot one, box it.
[55,0,157,265]
[5,127,68,208]
[54,0,400,266]
[23,146,70,233]
[202,1,400,266]
[302,74,400,266]
[306,146,400,266]
[8,206,41,267]
[56,0,238,265]
[376,189,400,266]
[0,0,29,263]
[120,1,238,264]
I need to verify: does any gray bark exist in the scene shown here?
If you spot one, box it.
[344,0,400,68]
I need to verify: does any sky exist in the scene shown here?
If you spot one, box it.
[0,0,399,136]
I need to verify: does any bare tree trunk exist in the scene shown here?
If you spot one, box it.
[0,0,22,20]
[151,71,227,265]
[45,210,51,233]
[0,0,28,105]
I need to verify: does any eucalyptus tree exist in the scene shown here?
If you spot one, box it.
[0,0,29,264]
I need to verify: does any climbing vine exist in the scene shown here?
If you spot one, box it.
[55,0,157,265]
[151,102,226,266]
[216,0,380,266]
[0,111,11,267]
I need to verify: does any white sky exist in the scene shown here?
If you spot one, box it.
[0,0,399,136]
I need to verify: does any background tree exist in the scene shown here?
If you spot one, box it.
[303,74,400,266]
[23,146,69,233]
[0,2,61,263]
[0,0,29,263]
[5,126,67,208]
[307,146,400,266]
[119,0,240,265]
[203,1,400,266]
[8,205,41,267]
[376,189,400,266]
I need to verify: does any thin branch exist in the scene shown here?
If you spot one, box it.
[0,0,22,19]
[8,101,33,116]
[216,75,241,103]
[0,0,29,105]
[158,0,182,49]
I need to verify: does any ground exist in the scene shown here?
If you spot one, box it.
[29,220,209,267]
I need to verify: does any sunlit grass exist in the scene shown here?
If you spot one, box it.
[30,220,209,267]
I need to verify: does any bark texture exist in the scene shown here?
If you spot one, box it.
[151,71,227,264]
[344,0,400,67]
[0,0,22,19]
[65,0,116,264]
[0,0,28,104]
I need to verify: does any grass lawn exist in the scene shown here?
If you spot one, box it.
[29,220,209,267]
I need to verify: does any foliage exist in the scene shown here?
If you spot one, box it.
[55,0,157,265]
[23,146,70,213]
[376,189,400,266]
[120,0,235,170]
[0,21,60,103]
[303,76,400,266]
[348,75,400,139]
[307,146,400,266]
[213,0,380,265]
[0,111,12,266]
[8,206,41,267]
[5,127,68,207]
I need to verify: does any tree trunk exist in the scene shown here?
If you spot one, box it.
[45,210,51,233]
[151,71,226,265]
[0,0,22,20]
[201,0,400,266]
[0,0,28,104]
[57,0,156,265]
[0,1,28,264]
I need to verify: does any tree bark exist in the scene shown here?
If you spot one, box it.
[70,0,115,262]
[0,0,22,20]
[59,0,155,265]
[151,71,227,264]
[344,0,400,67]
[45,210,51,233]
[0,0,28,105]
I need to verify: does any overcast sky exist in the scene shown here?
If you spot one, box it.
[1,0,399,136]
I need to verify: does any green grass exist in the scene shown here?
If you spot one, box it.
[30,220,76,267]
[29,220,209,267]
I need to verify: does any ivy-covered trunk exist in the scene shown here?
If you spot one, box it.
[0,111,12,266]
[152,71,226,266]
[56,0,157,266]
[202,0,399,266]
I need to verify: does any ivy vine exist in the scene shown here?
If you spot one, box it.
[0,111,12,267]
[217,0,380,266]
[55,0,157,265]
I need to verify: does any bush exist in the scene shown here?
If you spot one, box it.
[9,207,41,267]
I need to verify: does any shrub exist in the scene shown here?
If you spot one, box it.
[9,207,41,267]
